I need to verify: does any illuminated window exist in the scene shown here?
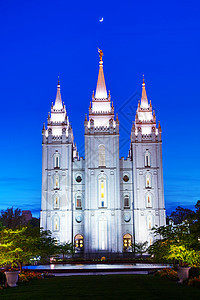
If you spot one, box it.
[144,151,151,167]
[54,174,60,189]
[147,215,153,230]
[53,193,60,209]
[76,195,82,209]
[146,193,152,208]
[99,144,105,167]
[145,173,151,188]
[98,175,107,207]
[74,234,84,251]
[54,152,60,168]
[123,234,132,252]
[53,215,59,232]
[124,195,130,208]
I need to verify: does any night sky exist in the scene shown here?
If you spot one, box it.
[0,0,199,217]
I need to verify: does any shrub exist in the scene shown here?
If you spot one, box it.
[189,267,200,278]
[154,268,179,281]
[188,276,200,288]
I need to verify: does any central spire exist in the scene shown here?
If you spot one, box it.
[95,48,107,99]
[54,76,63,110]
[140,75,148,109]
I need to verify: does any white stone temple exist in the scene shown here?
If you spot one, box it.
[40,49,166,256]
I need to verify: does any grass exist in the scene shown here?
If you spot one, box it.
[0,274,200,300]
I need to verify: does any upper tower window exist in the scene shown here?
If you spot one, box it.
[144,151,151,167]
[146,193,152,208]
[76,195,82,209]
[124,195,130,208]
[53,193,60,209]
[145,173,152,188]
[54,152,60,169]
[99,145,105,167]
[54,174,60,189]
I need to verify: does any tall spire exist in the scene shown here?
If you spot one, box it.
[54,76,63,110]
[95,48,107,99]
[140,75,148,109]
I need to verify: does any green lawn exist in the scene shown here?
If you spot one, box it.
[0,274,199,300]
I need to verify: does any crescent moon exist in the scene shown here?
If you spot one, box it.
[99,17,104,22]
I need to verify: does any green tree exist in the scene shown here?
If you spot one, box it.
[0,207,23,229]
[170,206,195,225]
[133,241,148,257]
[57,242,74,261]
[0,227,37,271]
[36,230,58,262]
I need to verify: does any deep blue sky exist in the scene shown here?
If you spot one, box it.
[0,0,199,217]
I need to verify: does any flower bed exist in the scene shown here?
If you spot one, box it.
[154,268,179,281]
[18,271,43,283]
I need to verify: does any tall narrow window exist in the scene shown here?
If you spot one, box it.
[124,195,130,208]
[146,193,152,208]
[123,234,132,252]
[99,144,105,167]
[53,215,59,231]
[76,195,82,209]
[144,151,151,167]
[53,193,60,209]
[54,152,60,168]
[147,215,153,230]
[98,175,107,207]
[145,173,151,188]
[54,174,59,189]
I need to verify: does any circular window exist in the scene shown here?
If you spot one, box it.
[124,214,131,222]
[75,216,82,223]
[76,175,82,183]
[123,175,129,182]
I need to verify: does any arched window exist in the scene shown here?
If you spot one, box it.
[54,152,60,168]
[146,193,152,208]
[99,144,105,167]
[123,234,132,252]
[53,193,60,209]
[145,173,151,188]
[54,174,59,189]
[74,234,84,251]
[53,215,59,232]
[98,175,107,207]
[76,195,82,209]
[144,151,151,167]
[124,195,130,208]
[147,214,153,230]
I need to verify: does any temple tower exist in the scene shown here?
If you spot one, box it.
[84,49,122,255]
[40,79,77,243]
[131,77,166,245]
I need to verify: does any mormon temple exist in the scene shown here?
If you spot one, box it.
[40,49,166,256]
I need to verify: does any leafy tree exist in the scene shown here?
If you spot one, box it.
[133,241,148,257]
[170,206,195,225]
[0,207,23,229]
[36,230,58,262]
[0,227,37,271]
[149,223,199,263]
[57,242,74,261]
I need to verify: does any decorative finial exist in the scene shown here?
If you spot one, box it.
[142,74,145,86]
[85,114,87,121]
[97,48,104,61]
[57,75,60,87]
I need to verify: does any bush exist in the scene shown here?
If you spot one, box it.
[0,272,6,285]
[188,276,200,288]
[154,268,179,281]
[189,267,200,278]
